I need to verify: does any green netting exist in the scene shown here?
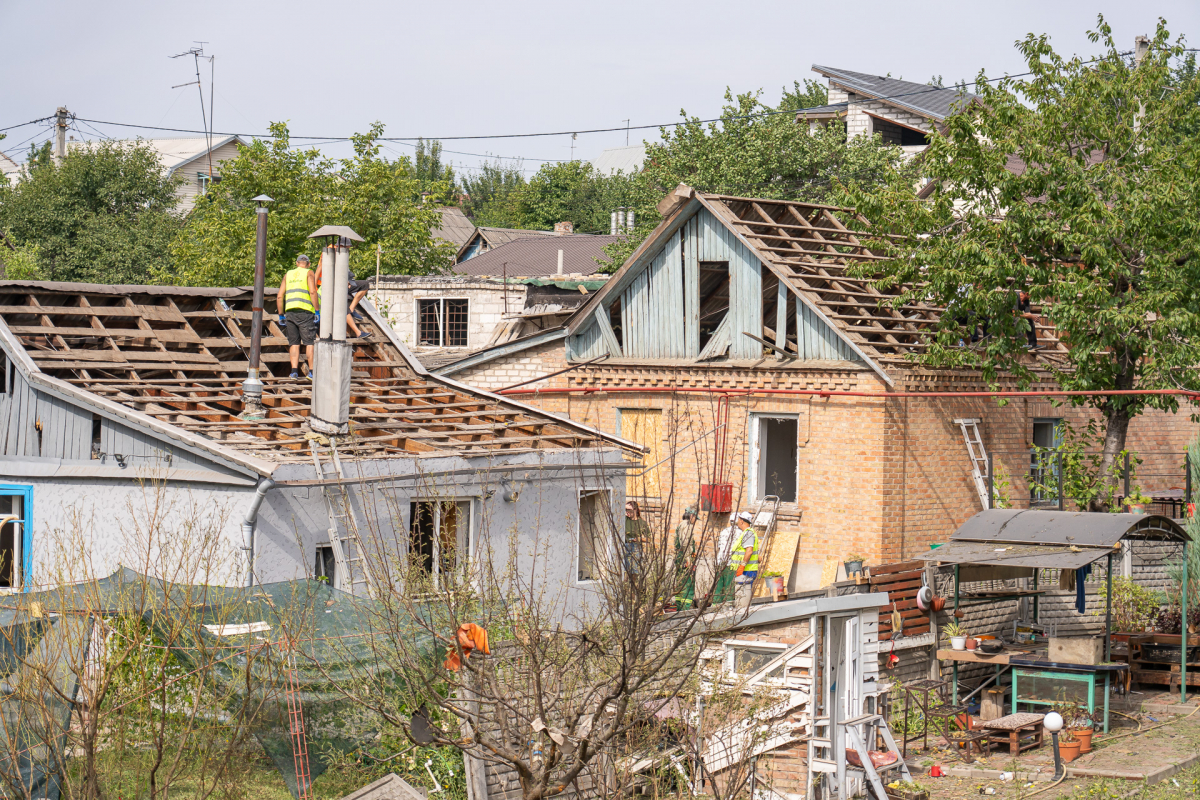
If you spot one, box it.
[0,568,433,799]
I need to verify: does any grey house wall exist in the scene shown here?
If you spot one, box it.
[255,449,628,621]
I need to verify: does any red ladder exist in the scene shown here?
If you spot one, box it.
[285,648,312,799]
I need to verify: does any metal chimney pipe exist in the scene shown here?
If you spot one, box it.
[557,249,564,275]
[610,211,618,236]
[627,210,635,230]
[318,245,336,339]
[241,194,273,415]
[332,239,350,341]
[617,210,625,232]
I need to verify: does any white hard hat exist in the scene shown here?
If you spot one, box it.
[737,511,753,523]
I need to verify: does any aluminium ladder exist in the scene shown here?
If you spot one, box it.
[838,713,912,800]
[954,419,991,510]
[309,439,369,594]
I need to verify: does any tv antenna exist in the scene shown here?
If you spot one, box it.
[171,42,215,189]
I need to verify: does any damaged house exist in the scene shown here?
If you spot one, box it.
[0,280,637,605]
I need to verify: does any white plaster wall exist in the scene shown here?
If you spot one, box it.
[373,281,528,351]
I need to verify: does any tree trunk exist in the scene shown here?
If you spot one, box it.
[1091,403,1132,512]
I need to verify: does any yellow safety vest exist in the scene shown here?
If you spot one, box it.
[730,529,760,573]
[284,267,314,312]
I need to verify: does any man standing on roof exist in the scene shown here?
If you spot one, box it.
[276,254,320,379]
[719,511,758,610]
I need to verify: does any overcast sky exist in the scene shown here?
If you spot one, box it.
[3,1,1198,177]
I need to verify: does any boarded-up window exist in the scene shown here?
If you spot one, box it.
[578,490,610,582]
[619,408,663,498]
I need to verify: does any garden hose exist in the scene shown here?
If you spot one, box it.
[1094,703,1200,745]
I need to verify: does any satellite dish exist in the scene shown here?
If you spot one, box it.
[410,704,436,744]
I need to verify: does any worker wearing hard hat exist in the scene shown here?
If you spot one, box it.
[718,511,759,610]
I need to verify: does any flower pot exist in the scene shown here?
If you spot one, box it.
[1074,728,1093,753]
[950,636,967,651]
[767,575,786,597]
[1059,739,1082,762]
[1126,503,1147,515]
[844,559,864,577]
[965,637,978,651]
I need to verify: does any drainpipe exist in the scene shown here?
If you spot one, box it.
[241,477,275,587]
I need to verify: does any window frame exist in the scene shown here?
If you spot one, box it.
[0,485,32,592]
[1030,418,1064,506]
[748,412,800,504]
[722,639,788,677]
[576,488,612,585]
[415,297,470,348]
[409,498,475,589]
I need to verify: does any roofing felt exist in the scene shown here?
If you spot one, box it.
[432,207,476,248]
[0,282,629,466]
[453,235,621,279]
[582,191,1066,364]
[812,65,975,121]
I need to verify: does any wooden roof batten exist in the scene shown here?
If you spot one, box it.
[0,283,635,465]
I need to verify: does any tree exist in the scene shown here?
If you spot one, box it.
[518,161,655,235]
[414,138,458,202]
[778,78,828,110]
[0,140,182,284]
[169,123,455,287]
[599,86,912,271]
[851,17,1200,509]
[461,159,528,228]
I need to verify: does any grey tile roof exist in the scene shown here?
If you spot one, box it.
[453,235,621,278]
[812,65,975,121]
[432,206,476,247]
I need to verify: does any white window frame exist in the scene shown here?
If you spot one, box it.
[415,297,471,348]
[722,639,788,676]
[576,488,612,586]
[748,412,799,503]
[410,498,476,589]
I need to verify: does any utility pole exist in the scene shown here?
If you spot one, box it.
[1133,35,1151,145]
[570,133,577,161]
[622,119,630,146]
[53,107,69,166]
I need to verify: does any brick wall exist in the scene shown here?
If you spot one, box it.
[449,337,571,391]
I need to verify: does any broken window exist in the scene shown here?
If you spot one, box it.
[608,297,624,350]
[723,640,787,678]
[698,261,730,352]
[1030,418,1063,505]
[753,415,798,503]
[314,546,336,586]
[410,500,472,588]
[0,489,29,590]
[417,299,469,347]
[577,490,610,582]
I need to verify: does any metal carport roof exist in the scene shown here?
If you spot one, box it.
[916,509,1188,569]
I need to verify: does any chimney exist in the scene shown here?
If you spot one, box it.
[307,224,365,437]
[610,211,617,236]
[554,221,574,235]
[557,249,564,275]
[626,210,634,230]
[1134,35,1151,66]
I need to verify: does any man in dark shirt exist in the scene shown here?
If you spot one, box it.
[1015,290,1039,350]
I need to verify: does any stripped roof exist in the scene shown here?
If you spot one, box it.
[453,235,620,278]
[0,282,633,469]
[568,189,1066,368]
[812,65,975,121]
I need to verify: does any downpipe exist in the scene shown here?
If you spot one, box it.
[241,477,275,587]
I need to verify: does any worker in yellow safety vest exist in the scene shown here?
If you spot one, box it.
[275,255,320,379]
[725,511,759,610]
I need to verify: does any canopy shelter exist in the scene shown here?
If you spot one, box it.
[919,510,1191,726]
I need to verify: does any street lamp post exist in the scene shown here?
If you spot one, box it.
[242,194,273,418]
[1044,711,1065,781]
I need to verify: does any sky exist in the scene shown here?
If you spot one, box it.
[2,0,1198,177]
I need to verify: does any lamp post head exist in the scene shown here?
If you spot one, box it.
[1043,712,1063,733]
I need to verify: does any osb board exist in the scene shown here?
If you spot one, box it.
[754,529,803,596]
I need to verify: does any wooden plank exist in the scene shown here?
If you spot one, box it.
[870,569,925,585]
[868,561,925,577]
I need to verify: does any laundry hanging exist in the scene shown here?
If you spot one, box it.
[1074,564,1092,615]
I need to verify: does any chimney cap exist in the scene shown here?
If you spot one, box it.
[308,225,365,242]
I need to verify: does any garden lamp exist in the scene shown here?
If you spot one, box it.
[1044,711,1064,780]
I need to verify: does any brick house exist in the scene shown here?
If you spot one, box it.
[432,186,1198,594]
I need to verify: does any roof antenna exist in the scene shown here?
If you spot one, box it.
[170,43,215,190]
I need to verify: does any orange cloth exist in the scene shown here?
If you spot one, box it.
[444,623,490,671]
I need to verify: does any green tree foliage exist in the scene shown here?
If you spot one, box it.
[0,140,182,284]
[414,138,458,202]
[461,159,527,228]
[518,160,657,234]
[851,18,1200,509]
[599,87,911,271]
[779,78,829,110]
[170,122,454,287]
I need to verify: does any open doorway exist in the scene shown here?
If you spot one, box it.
[697,261,730,352]
[0,491,28,591]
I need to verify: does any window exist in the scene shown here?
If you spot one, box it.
[417,299,469,347]
[723,640,786,678]
[618,409,663,499]
[698,261,730,351]
[314,546,336,585]
[410,500,472,588]
[1030,418,1063,505]
[577,490,611,582]
[751,415,798,503]
[197,173,221,195]
[0,486,31,591]
[91,414,102,460]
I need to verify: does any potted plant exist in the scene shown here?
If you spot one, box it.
[1058,728,1082,762]
[1098,576,1162,642]
[1125,491,1153,514]
[844,553,866,577]
[763,570,786,598]
[943,621,967,651]
[964,635,978,651]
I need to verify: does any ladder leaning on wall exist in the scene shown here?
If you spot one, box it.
[954,418,991,510]
[309,439,369,594]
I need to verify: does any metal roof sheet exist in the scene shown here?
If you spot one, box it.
[950,509,1187,547]
[916,540,1111,570]
[812,65,975,121]
[453,235,620,278]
